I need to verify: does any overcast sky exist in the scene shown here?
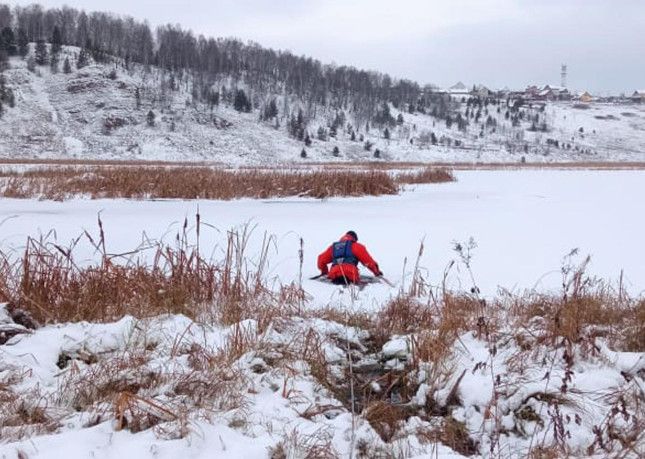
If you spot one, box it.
[11,0,645,93]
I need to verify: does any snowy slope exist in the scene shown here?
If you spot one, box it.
[1,48,644,164]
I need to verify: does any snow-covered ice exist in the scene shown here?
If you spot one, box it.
[0,169,642,300]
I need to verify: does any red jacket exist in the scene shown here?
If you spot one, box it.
[317,234,380,283]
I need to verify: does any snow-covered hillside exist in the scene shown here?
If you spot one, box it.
[1,47,645,164]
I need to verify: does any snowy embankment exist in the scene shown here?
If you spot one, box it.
[2,307,643,458]
[0,170,644,458]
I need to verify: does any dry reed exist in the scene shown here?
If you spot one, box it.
[0,165,455,201]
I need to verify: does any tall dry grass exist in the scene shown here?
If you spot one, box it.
[0,165,454,201]
[395,166,455,185]
[1,227,643,456]
[0,217,300,326]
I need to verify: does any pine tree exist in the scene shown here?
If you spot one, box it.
[135,87,141,109]
[50,53,59,74]
[332,146,340,157]
[0,50,7,71]
[26,56,36,72]
[296,109,305,140]
[384,127,391,140]
[289,109,306,140]
[208,90,219,113]
[0,27,15,55]
[35,39,48,65]
[304,132,312,147]
[147,110,155,127]
[262,98,278,120]
[63,57,72,74]
[317,126,327,141]
[17,28,28,59]
[76,48,89,69]
[51,26,62,56]
[300,148,307,158]
[233,89,251,112]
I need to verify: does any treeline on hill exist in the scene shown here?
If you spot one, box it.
[0,3,453,130]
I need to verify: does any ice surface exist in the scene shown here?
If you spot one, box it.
[0,170,642,302]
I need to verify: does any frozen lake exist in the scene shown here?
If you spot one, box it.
[0,169,643,304]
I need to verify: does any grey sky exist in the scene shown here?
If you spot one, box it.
[12,0,645,93]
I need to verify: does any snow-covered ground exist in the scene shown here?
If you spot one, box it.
[0,170,643,298]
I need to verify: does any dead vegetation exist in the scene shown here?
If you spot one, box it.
[395,166,456,185]
[0,165,454,201]
[0,216,300,326]
[0,227,643,457]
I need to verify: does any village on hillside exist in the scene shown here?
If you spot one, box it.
[434,81,644,104]
[431,64,644,105]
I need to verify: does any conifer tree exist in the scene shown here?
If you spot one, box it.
[17,28,28,59]
[233,89,251,112]
[50,53,59,73]
[63,57,72,74]
[76,47,89,69]
[0,49,7,71]
[35,39,48,65]
[51,26,62,56]
[0,27,15,55]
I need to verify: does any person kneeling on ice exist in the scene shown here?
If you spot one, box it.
[317,231,382,284]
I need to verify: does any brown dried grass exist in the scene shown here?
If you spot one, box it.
[395,166,455,185]
[363,400,408,442]
[509,286,645,352]
[0,218,299,326]
[0,166,402,200]
[0,164,455,201]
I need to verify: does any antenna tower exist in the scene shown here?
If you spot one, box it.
[561,64,567,88]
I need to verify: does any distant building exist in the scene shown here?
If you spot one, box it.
[447,81,470,96]
[471,84,492,98]
[631,90,645,103]
[497,86,512,98]
[579,91,593,103]
[524,84,571,101]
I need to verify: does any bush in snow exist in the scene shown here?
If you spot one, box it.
[146,110,156,127]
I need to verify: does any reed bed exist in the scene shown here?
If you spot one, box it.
[0,165,454,201]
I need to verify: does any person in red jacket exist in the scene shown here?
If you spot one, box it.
[317,231,382,284]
